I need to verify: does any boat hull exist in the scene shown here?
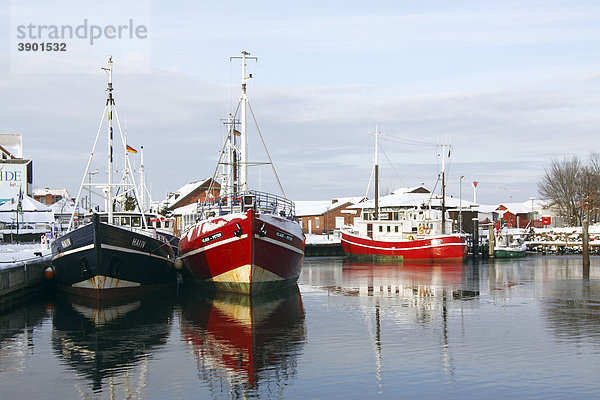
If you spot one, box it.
[51,214,177,299]
[494,248,527,258]
[178,209,305,295]
[341,230,467,262]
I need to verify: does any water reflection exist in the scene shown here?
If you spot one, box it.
[302,258,480,299]
[179,285,306,397]
[51,294,175,393]
[0,300,50,374]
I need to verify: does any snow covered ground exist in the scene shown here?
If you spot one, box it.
[0,242,51,269]
[305,233,341,245]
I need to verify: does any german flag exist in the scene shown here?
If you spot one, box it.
[126,145,137,153]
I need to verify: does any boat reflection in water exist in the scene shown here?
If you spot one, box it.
[303,258,480,299]
[180,285,306,396]
[51,294,175,393]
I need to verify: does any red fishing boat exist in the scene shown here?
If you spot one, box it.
[178,52,305,294]
[340,129,467,263]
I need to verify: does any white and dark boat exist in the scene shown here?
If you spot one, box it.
[51,57,177,299]
[178,51,304,295]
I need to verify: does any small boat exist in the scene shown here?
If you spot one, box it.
[51,57,177,299]
[178,51,304,295]
[341,130,467,263]
[494,227,527,258]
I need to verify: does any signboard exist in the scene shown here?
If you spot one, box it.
[0,163,28,204]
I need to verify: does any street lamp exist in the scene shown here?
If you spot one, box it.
[459,175,464,233]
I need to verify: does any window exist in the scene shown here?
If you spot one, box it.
[121,216,130,226]
[113,217,120,225]
[132,216,141,227]
[387,226,391,232]
[379,226,383,232]
[395,226,399,232]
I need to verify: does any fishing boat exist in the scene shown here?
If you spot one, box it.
[340,129,467,262]
[51,57,177,299]
[494,227,527,258]
[178,51,304,295]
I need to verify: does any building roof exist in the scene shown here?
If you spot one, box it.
[0,134,23,158]
[0,195,50,213]
[158,178,214,210]
[295,196,365,217]
[33,188,71,198]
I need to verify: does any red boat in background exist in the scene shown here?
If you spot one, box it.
[340,128,467,263]
[341,230,467,263]
[178,52,304,294]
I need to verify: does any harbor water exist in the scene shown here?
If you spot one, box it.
[1,255,599,399]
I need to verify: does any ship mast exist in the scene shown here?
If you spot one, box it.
[230,51,258,192]
[374,125,379,221]
[439,141,451,234]
[103,57,115,223]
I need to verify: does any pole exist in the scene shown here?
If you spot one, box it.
[488,223,495,258]
[374,125,379,221]
[459,175,464,233]
[230,51,256,192]
[583,218,590,279]
[472,218,479,258]
[104,56,114,223]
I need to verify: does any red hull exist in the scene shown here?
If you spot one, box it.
[179,209,305,294]
[341,231,467,262]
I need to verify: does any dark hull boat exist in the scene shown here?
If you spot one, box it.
[50,57,176,299]
[52,214,176,299]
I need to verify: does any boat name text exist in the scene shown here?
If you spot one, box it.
[202,232,223,244]
[131,238,146,249]
[276,231,293,242]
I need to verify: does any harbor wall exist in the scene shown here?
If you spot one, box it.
[0,256,52,309]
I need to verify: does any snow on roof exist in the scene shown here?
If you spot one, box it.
[159,178,212,209]
[0,134,23,158]
[0,195,51,212]
[33,187,71,198]
[295,197,364,216]
[390,186,430,195]
[49,197,76,214]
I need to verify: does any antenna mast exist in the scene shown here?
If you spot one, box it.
[102,57,115,223]
[230,51,258,192]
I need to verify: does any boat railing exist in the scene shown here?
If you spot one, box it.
[197,190,296,221]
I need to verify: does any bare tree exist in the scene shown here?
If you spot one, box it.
[538,155,600,226]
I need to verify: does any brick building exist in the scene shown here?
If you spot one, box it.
[295,197,365,235]
[161,178,221,236]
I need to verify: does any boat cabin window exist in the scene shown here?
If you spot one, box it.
[387,226,391,232]
[100,216,108,223]
[395,226,399,233]
[379,226,383,232]
[113,217,120,225]
[132,216,141,227]
[121,216,130,226]
[156,220,162,228]
[146,217,152,227]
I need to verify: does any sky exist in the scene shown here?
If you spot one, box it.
[1,0,599,205]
